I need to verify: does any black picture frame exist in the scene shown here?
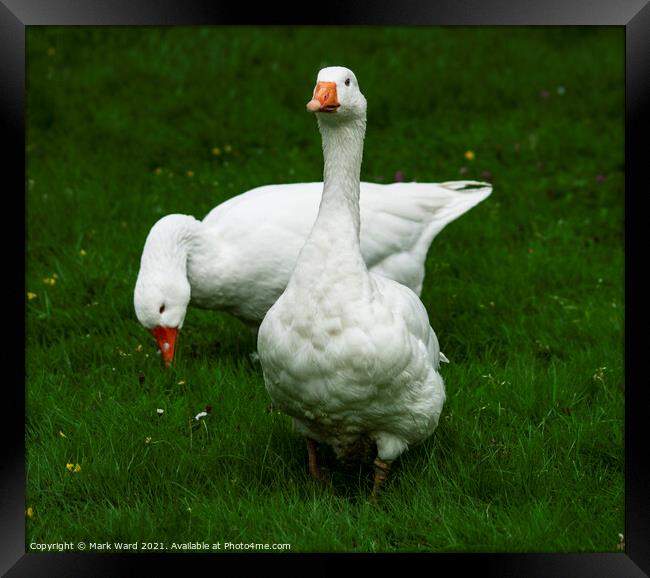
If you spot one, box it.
[4,1,647,575]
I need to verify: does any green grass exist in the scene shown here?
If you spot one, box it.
[26,26,624,553]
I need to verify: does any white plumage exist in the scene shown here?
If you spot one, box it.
[257,67,457,495]
[134,178,490,363]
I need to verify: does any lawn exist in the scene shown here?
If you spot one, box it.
[25,26,624,553]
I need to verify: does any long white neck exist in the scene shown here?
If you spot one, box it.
[299,115,367,261]
[138,215,199,281]
[318,117,366,237]
[287,113,369,299]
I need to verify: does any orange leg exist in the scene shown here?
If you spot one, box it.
[306,438,328,483]
[371,457,392,500]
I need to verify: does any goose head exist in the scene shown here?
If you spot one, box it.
[134,276,190,367]
[133,214,196,367]
[306,66,366,122]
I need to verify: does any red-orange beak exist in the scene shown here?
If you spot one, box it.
[150,326,178,368]
[306,81,340,113]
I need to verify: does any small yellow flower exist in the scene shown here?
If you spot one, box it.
[74,464,81,473]
[26,506,34,518]
[58,431,66,438]
[43,277,56,286]
[135,344,143,352]
[224,145,232,153]
[52,273,58,279]
[79,249,87,257]
[464,150,475,161]
[27,292,37,301]
[211,147,222,156]
[66,463,74,471]
[186,170,194,177]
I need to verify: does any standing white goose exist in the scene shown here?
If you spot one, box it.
[134,181,490,366]
[257,67,447,497]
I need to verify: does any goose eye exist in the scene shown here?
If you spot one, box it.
[345,78,350,86]
[159,304,165,314]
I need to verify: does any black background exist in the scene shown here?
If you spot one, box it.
[2,1,647,575]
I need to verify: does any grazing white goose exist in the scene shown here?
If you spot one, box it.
[135,184,490,366]
[257,67,448,497]
[134,154,490,367]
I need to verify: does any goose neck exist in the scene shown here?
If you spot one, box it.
[316,116,366,237]
[140,215,198,276]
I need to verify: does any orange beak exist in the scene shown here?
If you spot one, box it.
[150,326,178,368]
[306,81,340,113]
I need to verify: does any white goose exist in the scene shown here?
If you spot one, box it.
[257,67,448,497]
[134,148,490,368]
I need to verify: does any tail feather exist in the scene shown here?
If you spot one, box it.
[438,180,492,191]
[362,180,492,294]
[411,180,492,256]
